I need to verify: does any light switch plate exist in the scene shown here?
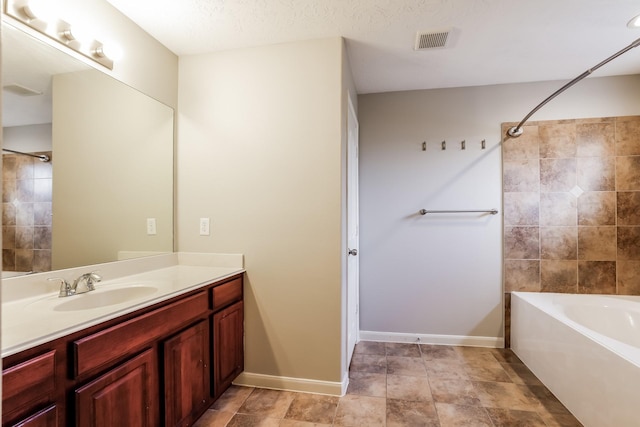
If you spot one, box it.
[199,218,210,236]
[146,218,157,235]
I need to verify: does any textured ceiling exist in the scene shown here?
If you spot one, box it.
[91,1,640,93]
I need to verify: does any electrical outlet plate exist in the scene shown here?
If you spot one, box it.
[199,218,210,236]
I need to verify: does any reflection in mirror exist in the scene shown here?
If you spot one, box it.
[2,21,174,275]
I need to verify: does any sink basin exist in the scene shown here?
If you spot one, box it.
[27,286,159,312]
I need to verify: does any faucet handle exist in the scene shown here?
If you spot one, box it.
[85,271,102,290]
[49,277,73,297]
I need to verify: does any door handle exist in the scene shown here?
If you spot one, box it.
[348,249,358,256]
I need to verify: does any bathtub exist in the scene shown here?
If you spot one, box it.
[511,292,640,427]
[1,271,31,279]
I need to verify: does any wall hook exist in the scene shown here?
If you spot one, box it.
[422,141,427,151]
[441,140,446,150]
[461,140,466,150]
[481,139,486,149]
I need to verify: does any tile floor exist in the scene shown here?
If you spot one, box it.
[194,341,583,426]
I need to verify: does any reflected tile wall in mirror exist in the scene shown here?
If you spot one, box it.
[2,152,52,273]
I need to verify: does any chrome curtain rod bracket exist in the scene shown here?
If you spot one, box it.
[419,209,499,215]
[2,148,50,162]
[507,37,640,138]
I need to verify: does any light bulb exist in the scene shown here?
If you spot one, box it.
[95,43,124,61]
[22,0,55,21]
[627,13,640,29]
[60,25,93,45]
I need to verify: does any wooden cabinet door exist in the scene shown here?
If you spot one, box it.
[213,301,244,398]
[163,320,210,427]
[11,405,57,427]
[75,349,158,427]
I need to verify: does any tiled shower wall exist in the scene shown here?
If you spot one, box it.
[2,152,53,272]
[503,116,640,294]
[502,116,640,343]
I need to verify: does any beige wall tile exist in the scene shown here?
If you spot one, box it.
[616,156,640,191]
[576,122,615,157]
[617,226,640,260]
[503,160,540,192]
[540,193,576,226]
[504,192,539,226]
[541,260,577,293]
[504,227,539,259]
[540,159,576,192]
[577,192,616,226]
[615,116,640,156]
[539,123,576,158]
[504,260,540,292]
[617,261,640,295]
[502,125,540,160]
[577,157,615,191]
[617,191,640,225]
[578,226,616,260]
[578,261,616,294]
[540,227,577,260]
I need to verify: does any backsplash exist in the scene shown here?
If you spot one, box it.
[502,116,640,346]
[2,152,53,273]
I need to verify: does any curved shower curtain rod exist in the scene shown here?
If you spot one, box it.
[2,148,50,162]
[507,37,640,138]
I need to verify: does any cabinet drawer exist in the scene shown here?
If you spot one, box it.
[212,278,242,310]
[3,350,56,414]
[74,291,208,377]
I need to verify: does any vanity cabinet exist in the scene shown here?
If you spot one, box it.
[1,273,244,427]
[213,301,244,398]
[163,320,209,427]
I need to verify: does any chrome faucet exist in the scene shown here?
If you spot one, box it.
[50,271,102,297]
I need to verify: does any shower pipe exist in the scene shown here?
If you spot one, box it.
[2,148,50,162]
[507,37,640,138]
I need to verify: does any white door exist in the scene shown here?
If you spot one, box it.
[346,94,360,365]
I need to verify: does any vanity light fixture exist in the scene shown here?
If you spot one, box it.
[3,0,115,70]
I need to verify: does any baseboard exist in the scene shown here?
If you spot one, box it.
[233,371,348,396]
[359,330,504,348]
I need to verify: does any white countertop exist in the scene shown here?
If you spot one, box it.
[1,253,244,358]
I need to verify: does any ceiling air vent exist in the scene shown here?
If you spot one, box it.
[414,29,451,50]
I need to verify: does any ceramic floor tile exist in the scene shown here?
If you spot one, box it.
[387,356,428,376]
[353,341,386,355]
[349,354,387,374]
[193,409,234,427]
[334,395,386,426]
[211,385,255,412]
[283,393,338,424]
[226,413,281,427]
[524,384,572,414]
[424,359,469,381]
[538,410,584,427]
[386,374,432,401]
[490,348,523,364]
[435,402,493,427]
[464,363,512,382]
[385,342,421,357]
[420,344,460,361]
[429,378,481,406]
[346,371,386,397]
[500,362,544,386]
[386,398,439,426]
[279,420,332,427]
[237,388,297,419]
[485,407,547,426]
[472,381,542,412]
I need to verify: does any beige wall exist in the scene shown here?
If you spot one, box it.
[52,70,173,269]
[177,38,347,387]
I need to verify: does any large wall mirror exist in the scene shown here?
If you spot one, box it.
[2,20,174,275]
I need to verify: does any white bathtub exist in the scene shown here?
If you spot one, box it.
[511,292,640,427]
